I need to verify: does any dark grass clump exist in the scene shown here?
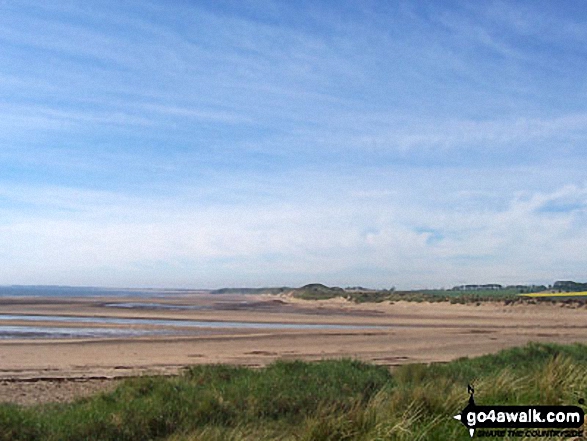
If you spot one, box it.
[182,359,390,423]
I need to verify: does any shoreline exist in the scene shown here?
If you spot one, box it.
[1,294,586,405]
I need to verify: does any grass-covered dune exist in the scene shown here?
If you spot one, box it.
[292,285,587,305]
[290,283,530,304]
[2,343,586,440]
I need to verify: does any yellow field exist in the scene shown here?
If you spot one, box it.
[520,291,587,297]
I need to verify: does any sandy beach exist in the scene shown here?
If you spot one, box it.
[1,293,586,404]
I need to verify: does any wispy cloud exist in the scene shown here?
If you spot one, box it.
[1,1,586,287]
[1,177,586,288]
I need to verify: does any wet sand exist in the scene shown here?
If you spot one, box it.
[1,293,586,404]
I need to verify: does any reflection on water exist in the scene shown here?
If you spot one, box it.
[0,314,387,329]
[0,313,388,339]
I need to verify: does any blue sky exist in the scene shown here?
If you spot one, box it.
[1,0,586,289]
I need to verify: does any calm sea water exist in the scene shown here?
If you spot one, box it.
[0,286,390,338]
[0,325,179,339]
[0,313,388,338]
[0,285,201,298]
[0,314,388,331]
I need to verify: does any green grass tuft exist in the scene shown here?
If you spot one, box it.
[1,343,586,440]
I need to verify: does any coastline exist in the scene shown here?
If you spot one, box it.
[1,293,586,404]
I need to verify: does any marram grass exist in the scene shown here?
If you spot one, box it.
[1,343,586,440]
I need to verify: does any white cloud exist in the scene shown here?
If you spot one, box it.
[1,2,587,288]
[1,180,586,288]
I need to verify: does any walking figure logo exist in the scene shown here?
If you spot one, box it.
[453,384,477,437]
[453,383,584,438]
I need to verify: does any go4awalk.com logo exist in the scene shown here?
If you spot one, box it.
[453,385,584,438]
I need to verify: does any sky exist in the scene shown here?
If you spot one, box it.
[1,0,586,289]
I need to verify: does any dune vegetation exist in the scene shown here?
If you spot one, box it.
[1,343,586,440]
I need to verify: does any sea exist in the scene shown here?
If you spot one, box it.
[0,285,202,298]
[0,285,388,339]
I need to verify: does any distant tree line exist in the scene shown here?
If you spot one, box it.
[553,281,587,292]
[450,284,547,293]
